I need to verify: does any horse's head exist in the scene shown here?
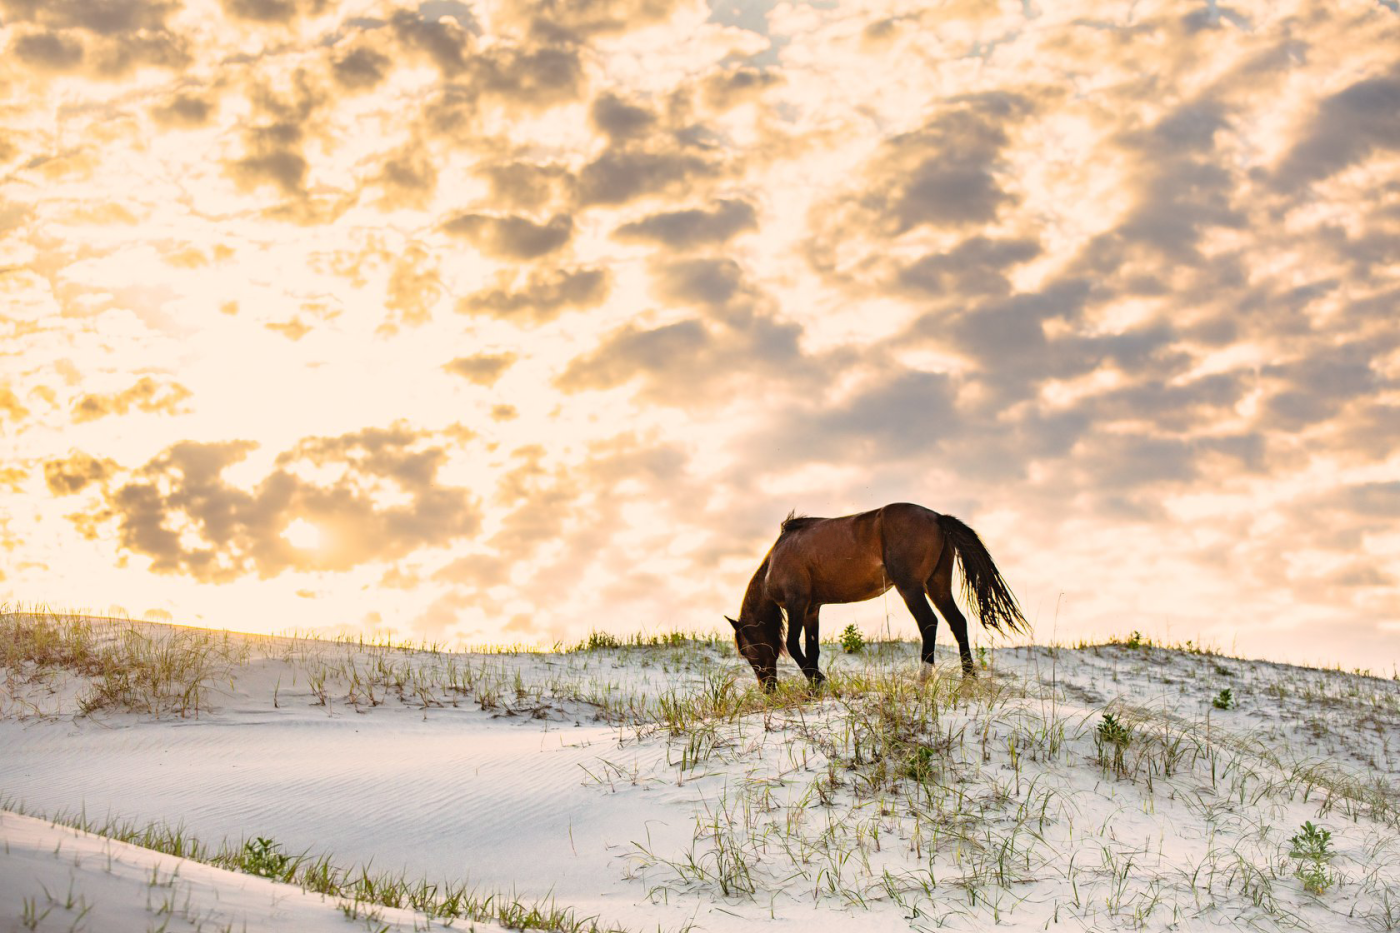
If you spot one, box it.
[726,614,778,691]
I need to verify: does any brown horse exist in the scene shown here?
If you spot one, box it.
[726,502,1028,689]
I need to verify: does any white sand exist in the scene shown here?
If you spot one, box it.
[3,622,1398,932]
[0,809,446,932]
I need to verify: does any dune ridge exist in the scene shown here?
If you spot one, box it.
[3,613,1399,932]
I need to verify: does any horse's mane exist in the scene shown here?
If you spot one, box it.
[779,510,825,535]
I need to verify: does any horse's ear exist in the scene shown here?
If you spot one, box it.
[724,615,740,628]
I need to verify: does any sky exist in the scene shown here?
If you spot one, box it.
[1,0,1398,670]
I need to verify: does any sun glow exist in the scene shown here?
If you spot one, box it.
[282,519,323,552]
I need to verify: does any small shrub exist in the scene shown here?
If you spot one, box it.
[1212,688,1234,710]
[1125,630,1144,650]
[976,645,989,670]
[904,745,937,782]
[238,836,293,879]
[1095,712,1132,776]
[839,624,865,654]
[1288,821,1335,895]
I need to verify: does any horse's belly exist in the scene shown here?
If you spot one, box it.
[811,562,893,604]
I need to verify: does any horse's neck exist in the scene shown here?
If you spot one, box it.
[739,556,777,624]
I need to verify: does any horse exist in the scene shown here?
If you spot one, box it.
[725,502,1029,690]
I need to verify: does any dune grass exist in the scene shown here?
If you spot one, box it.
[1,606,247,718]
[1,799,665,933]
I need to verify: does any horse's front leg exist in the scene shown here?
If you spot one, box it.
[783,599,810,678]
[802,606,826,685]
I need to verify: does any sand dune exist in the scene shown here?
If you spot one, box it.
[0,808,445,933]
[3,617,1398,932]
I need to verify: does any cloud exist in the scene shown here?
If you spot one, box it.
[225,73,328,200]
[555,319,708,392]
[72,377,192,423]
[551,253,829,405]
[331,46,391,90]
[443,352,518,385]
[383,244,442,327]
[0,0,179,34]
[762,368,961,463]
[473,435,701,612]
[475,45,584,109]
[151,92,216,128]
[475,161,575,213]
[1333,481,1400,518]
[614,199,757,249]
[590,93,656,141]
[228,132,310,197]
[555,311,808,405]
[649,257,750,309]
[938,280,1095,377]
[456,266,609,323]
[11,32,86,72]
[442,212,574,259]
[2,0,190,78]
[44,452,118,495]
[577,148,718,206]
[1260,340,1393,431]
[69,424,482,582]
[390,7,471,75]
[1275,66,1400,189]
[376,145,438,210]
[0,386,30,422]
[700,66,782,112]
[83,29,189,76]
[1080,371,1253,435]
[0,467,27,493]
[497,0,686,41]
[220,0,329,24]
[896,236,1041,300]
[838,94,1032,237]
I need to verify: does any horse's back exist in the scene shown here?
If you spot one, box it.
[874,502,944,534]
[767,503,942,604]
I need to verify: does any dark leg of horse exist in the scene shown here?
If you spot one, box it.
[893,581,943,683]
[783,599,811,679]
[930,592,975,677]
[928,548,975,677]
[802,606,825,686]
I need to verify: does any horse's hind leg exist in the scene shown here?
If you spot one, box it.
[893,580,942,684]
[928,545,975,677]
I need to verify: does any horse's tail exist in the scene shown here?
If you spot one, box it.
[936,513,1030,636]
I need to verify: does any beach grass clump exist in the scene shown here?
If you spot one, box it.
[77,626,241,718]
[1,606,245,718]
[578,631,623,651]
[0,607,104,675]
[566,630,718,654]
[237,836,296,879]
